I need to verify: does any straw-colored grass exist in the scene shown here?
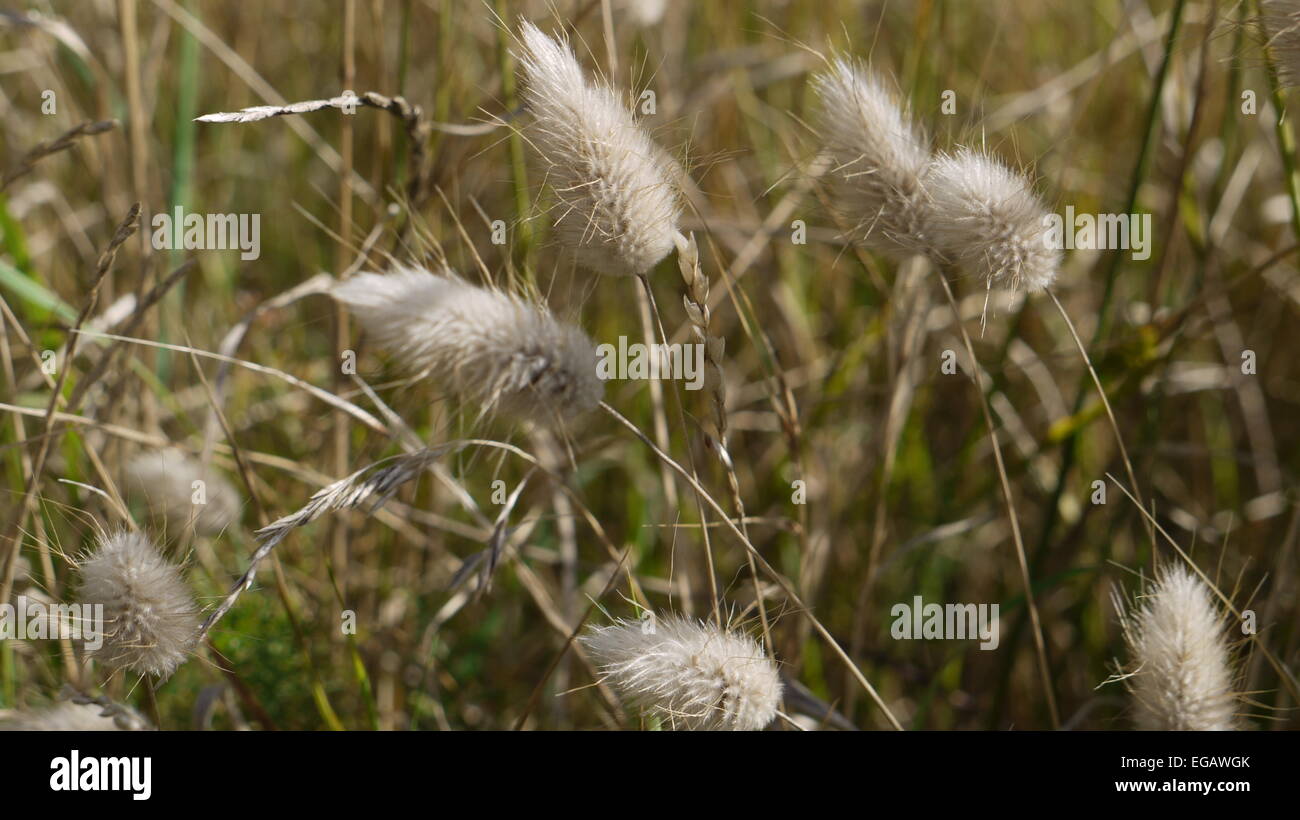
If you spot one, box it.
[0,1,1295,732]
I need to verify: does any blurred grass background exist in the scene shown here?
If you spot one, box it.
[1,0,1297,730]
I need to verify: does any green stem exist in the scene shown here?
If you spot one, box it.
[990,0,1187,729]
[1260,0,1300,247]
[496,1,535,277]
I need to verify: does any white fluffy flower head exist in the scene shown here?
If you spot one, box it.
[615,0,668,28]
[0,700,149,731]
[77,530,199,678]
[1119,563,1239,731]
[813,57,933,257]
[923,148,1061,292]
[516,20,680,276]
[579,614,782,730]
[125,449,240,536]
[333,266,603,426]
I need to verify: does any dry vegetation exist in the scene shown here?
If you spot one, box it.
[0,0,1297,731]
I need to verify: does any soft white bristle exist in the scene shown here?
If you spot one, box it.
[0,700,149,731]
[516,20,680,276]
[579,614,782,731]
[812,58,933,257]
[922,148,1061,292]
[1120,564,1239,731]
[333,266,603,425]
[77,530,199,678]
[615,0,668,28]
[1263,0,1300,87]
[124,449,241,536]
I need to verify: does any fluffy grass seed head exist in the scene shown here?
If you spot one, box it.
[333,266,603,425]
[77,530,199,678]
[579,614,782,730]
[615,0,668,28]
[1263,0,1300,87]
[0,699,150,731]
[1119,563,1239,731]
[812,57,933,257]
[922,147,1061,292]
[516,20,680,276]
[124,449,240,536]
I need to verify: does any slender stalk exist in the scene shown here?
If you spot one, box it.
[1092,0,1187,344]
[636,273,721,625]
[600,401,905,730]
[635,276,681,512]
[675,233,772,653]
[332,0,357,609]
[0,204,140,616]
[937,273,1060,729]
[1260,0,1300,247]
[1046,289,1150,546]
[998,0,1187,726]
[496,0,534,269]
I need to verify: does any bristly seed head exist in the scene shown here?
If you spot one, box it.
[579,614,782,730]
[922,147,1061,293]
[333,266,603,426]
[812,57,933,258]
[1118,563,1239,731]
[77,530,199,678]
[516,19,681,276]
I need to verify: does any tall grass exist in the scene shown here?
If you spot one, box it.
[0,0,1296,732]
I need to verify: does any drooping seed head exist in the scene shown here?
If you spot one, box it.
[333,266,603,425]
[124,449,241,536]
[921,148,1061,292]
[812,57,933,257]
[76,530,199,678]
[579,614,782,730]
[516,20,680,276]
[1119,564,1239,731]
